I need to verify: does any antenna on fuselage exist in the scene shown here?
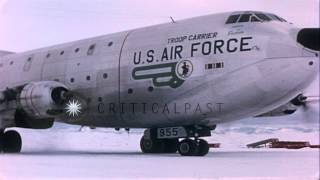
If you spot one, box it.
[170,16,176,23]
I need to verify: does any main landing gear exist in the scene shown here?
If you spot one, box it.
[140,126,214,156]
[0,129,22,153]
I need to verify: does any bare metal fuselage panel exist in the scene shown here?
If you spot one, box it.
[0,12,318,129]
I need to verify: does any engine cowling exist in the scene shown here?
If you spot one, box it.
[256,102,298,117]
[255,94,307,117]
[18,81,69,119]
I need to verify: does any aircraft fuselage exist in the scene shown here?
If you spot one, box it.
[0,12,318,129]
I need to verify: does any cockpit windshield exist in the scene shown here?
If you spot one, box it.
[225,11,287,24]
[267,14,287,22]
[255,13,271,21]
[238,14,251,23]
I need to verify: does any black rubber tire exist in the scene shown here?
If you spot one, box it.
[196,139,209,156]
[0,131,4,152]
[178,139,198,156]
[140,136,165,153]
[2,130,22,153]
[163,139,179,153]
[140,136,154,153]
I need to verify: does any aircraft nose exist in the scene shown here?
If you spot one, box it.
[297,28,320,51]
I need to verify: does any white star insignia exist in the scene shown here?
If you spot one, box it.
[65,99,82,117]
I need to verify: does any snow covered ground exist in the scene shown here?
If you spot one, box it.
[0,121,319,180]
[1,92,319,179]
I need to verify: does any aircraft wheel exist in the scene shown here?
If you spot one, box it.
[178,139,198,156]
[140,136,164,153]
[163,139,179,153]
[0,130,4,152]
[2,130,22,153]
[196,139,209,156]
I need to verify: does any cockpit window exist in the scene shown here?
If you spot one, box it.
[268,14,281,21]
[268,14,287,22]
[278,17,285,22]
[255,13,271,21]
[238,14,251,22]
[250,16,260,22]
[226,15,240,24]
[275,15,287,22]
[225,12,286,24]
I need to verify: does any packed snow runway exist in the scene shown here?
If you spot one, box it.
[0,124,319,180]
[0,149,319,180]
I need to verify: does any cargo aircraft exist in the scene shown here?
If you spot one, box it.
[0,11,319,156]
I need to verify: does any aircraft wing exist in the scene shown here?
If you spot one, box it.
[0,50,15,57]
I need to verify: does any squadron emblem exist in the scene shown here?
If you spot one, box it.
[176,60,193,80]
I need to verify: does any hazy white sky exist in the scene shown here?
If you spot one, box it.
[0,0,319,52]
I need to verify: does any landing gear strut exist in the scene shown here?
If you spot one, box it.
[140,126,213,156]
[0,130,22,153]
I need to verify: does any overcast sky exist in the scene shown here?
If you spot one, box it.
[0,0,319,52]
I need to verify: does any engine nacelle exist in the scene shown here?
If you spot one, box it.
[256,94,307,117]
[256,102,298,117]
[18,81,69,119]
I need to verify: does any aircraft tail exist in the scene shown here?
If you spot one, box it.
[0,50,15,57]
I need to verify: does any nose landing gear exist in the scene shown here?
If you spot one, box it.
[0,130,22,153]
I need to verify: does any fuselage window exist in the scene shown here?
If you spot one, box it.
[148,86,154,92]
[103,73,108,79]
[23,57,33,71]
[238,14,251,23]
[226,15,240,24]
[86,75,91,81]
[87,44,96,56]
